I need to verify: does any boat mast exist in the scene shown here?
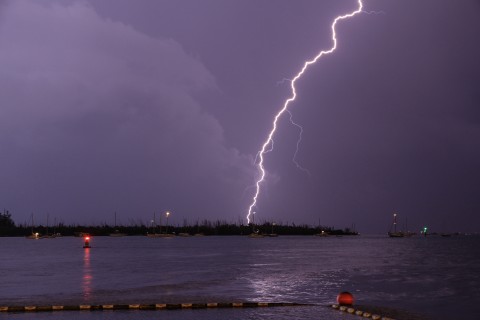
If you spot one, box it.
[153,212,156,233]
[393,213,397,233]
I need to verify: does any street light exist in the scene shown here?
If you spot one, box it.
[165,211,171,234]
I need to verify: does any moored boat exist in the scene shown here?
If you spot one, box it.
[388,213,404,237]
[110,230,127,237]
[147,233,175,238]
[26,232,41,239]
[25,214,41,239]
[109,212,127,236]
[248,231,265,238]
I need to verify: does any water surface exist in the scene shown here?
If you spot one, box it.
[1,235,479,319]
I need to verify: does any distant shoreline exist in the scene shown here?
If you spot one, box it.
[0,220,359,237]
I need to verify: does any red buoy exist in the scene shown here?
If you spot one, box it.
[83,236,91,248]
[337,291,354,306]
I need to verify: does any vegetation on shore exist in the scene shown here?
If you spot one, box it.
[0,210,358,237]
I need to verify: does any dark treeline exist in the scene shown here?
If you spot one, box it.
[0,211,358,237]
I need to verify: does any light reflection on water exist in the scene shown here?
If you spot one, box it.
[82,247,92,300]
[0,235,479,319]
[246,269,346,303]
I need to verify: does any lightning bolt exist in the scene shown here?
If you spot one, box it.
[247,0,365,224]
[287,110,311,176]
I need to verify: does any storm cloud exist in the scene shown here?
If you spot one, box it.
[0,0,253,225]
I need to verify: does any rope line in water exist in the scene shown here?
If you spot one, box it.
[331,304,396,320]
[0,302,310,313]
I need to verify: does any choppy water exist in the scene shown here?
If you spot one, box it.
[1,235,479,319]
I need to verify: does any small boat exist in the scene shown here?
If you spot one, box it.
[25,214,41,239]
[147,233,175,238]
[248,227,264,238]
[248,232,265,238]
[109,230,127,237]
[388,231,405,238]
[177,233,191,237]
[146,212,174,238]
[388,213,416,237]
[265,222,278,237]
[314,218,329,237]
[248,214,264,238]
[42,214,62,238]
[26,232,41,239]
[109,212,127,237]
[388,213,405,237]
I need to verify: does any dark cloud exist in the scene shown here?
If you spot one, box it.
[0,0,253,225]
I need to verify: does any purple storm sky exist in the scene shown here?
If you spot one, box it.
[0,0,479,233]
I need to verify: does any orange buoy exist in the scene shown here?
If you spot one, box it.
[336,291,354,306]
